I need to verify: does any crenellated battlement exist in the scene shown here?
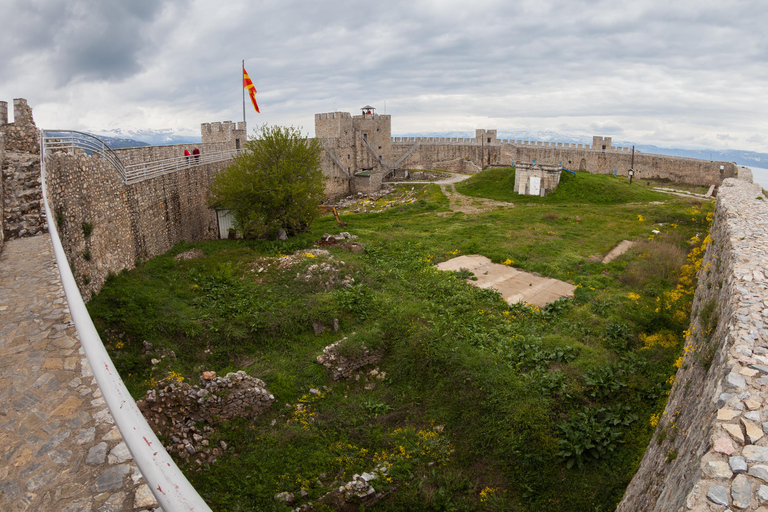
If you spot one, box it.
[390,135,632,151]
[315,112,352,121]
[13,99,34,127]
[0,98,39,153]
[200,119,246,148]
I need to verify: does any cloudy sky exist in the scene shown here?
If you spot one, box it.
[2,0,767,151]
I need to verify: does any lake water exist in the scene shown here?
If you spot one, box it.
[747,166,768,190]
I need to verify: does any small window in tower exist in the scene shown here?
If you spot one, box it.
[487,138,491,143]
[378,146,381,150]
[363,133,368,141]
[347,154,350,159]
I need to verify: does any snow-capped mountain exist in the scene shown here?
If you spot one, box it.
[91,128,201,147]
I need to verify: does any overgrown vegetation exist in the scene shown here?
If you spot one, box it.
[208,124,324,238]
[88,171,714,511]
[456,167,672,204]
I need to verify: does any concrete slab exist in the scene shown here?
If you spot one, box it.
[435,255,576,308]
[602,240,636,264]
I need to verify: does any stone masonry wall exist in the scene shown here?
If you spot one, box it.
[0,99,46,240]
[46,152,225,300]
[0,99,39,153]
[0,133,4,253]
[389,140,735,186]
[617,177,768,511]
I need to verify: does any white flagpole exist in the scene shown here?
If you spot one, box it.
[242,60,246,125]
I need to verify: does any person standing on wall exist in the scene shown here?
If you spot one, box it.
[184,148,191,164]
[192,147,200,163]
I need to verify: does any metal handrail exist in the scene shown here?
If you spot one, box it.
[42,130,128,181]
[124,148,241,183]
[42,130,241,185]
[40,134,213,511]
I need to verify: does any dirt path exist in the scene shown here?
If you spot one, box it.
[394,173,516,214]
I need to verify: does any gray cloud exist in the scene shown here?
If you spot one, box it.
[2,0,768,152]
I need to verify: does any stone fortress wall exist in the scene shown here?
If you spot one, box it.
[391,133,737,187]
[617,176,768,512]
[317,109,739,197]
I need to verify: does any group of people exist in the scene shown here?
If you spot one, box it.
[184,147,200,164]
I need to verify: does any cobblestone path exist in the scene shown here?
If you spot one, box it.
[0,235,159,511]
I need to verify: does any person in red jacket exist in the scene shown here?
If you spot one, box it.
[184,148,191,164]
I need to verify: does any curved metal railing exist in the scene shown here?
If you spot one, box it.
[124,148,240,183]
[42,130,128,181]
[41,130,241,184]
[40,136,213,512]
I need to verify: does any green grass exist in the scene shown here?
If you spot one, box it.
[456,167,672,204]
[87,181,714,511]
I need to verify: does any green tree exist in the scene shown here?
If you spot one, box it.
[209,125,325,237]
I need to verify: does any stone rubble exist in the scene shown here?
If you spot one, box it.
[137,370,274,466]
[286,464,392,512]
[317,337,385,381]
[328,185,421,214]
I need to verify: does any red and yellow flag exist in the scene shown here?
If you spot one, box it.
[243,68,260,113]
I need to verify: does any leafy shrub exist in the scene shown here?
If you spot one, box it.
[557,405,638,469]
[603,322,632,351]
[334,284,375,319]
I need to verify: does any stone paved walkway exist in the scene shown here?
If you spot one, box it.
[0,235,159,511]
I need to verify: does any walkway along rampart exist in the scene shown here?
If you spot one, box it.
[617,176,768,511]
[43,124,244,300]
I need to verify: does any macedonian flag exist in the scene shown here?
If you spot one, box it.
[243,68,260,113]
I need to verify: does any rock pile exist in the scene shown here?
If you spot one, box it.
[282,464,392,512]
[296,257,354,290]
[173,248,205,261]
[329,185,420,214]
[276,248,330,269]
[317,232,364,253]
[317,337,384,381]
[137,370,274,465]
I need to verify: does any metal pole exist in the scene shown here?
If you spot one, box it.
[242,60,246,125]
[481,132,484,170]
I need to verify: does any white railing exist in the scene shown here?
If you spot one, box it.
[40,137,213,512]
[124,148,241,183]
[42,130,128,181]
[41,130,240,185]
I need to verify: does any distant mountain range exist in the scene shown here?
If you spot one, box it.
[91,128,201,148]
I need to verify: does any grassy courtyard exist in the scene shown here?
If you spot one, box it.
[88,169,713,511]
